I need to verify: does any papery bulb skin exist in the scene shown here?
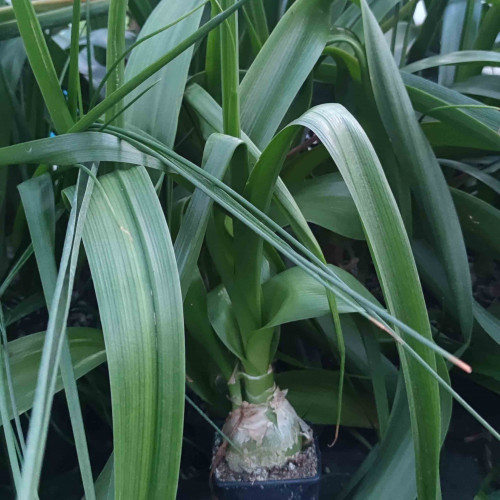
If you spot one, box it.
[222,389,313,473]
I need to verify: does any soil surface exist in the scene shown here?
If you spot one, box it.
[213,437,318,483]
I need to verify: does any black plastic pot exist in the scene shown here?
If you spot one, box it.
[213,437,321,500]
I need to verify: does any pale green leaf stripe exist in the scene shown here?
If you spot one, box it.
[240,0,332,149]
[361,1,473,341]
[404,50,500,74]
[125,0,204,146]
[73,166,184,500]
[10,0,73,132]
[297,103,442,500]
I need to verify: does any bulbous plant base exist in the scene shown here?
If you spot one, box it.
[222,389,313,473]
[212,389,321,499]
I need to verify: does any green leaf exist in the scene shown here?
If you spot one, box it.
[407,0,447,62]
[361,1,473,346]
[70,0,252,132]
[0,2,109,42]
[348,384,416,500]
[72,166,185,500]
[451,187,500,257]
[124,0,204,146]
[11,0,73,132]
[239,0,332,149]
[19,173,96,500]
[184,271,234,380]
[67,0,82,120]
[298,100,443,499]
[94,454,114,500]
[440,159,500,195]
[276,369,376,428]
[402,72,500,151]
[0,126,475,371]
[262,264,380,327]
[105,0,127,126]
[280,173,364,240]
[1,328,105,422]
[404,50,500,74]
[439,0,471,86]
[175,133,245,296]
[207,284,246,360]
[18,168,95,500]
[0,130,465,369]
[458,4,500,79]
[453,74,500,101]
[473,302,500,346]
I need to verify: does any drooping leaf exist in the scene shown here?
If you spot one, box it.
[361,1,473,349]
[68,166,185,499]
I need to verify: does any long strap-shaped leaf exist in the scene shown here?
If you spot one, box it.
[19,174,96,500]
[402,72,500,150]
[10,0,73,132]
[297,104,442,500]
[73,166,184,500]
[239,0,332,149]
[124,0,204,145]
[17,169,94,500]
[404,50,500,74]
[360,1,473,346]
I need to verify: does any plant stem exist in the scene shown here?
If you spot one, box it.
[240,365,276,404]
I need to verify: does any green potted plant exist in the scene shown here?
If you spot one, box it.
[0,0,499,499]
